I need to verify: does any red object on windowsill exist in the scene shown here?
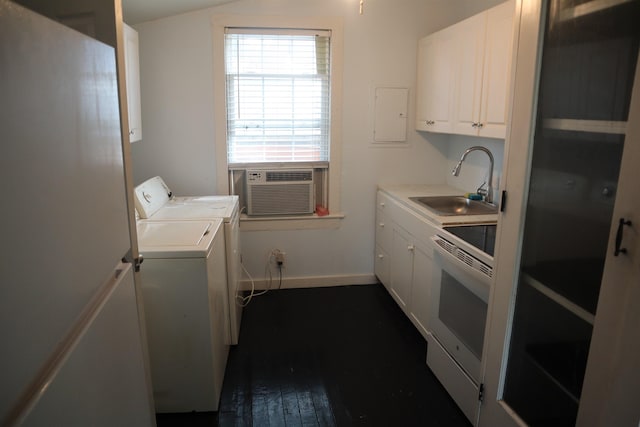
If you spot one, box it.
[315,205,329,216]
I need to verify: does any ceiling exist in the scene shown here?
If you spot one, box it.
[122,0,238,25]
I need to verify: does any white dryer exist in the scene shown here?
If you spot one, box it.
[137,219,228,412]
[134,176,243,345]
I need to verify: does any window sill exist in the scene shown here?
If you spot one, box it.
[239,213,345,231]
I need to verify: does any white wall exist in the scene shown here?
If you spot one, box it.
[131,0,505,287]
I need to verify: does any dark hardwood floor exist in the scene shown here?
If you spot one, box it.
[156,284,471,426]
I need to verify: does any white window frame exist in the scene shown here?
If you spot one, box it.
[211,14,344,229]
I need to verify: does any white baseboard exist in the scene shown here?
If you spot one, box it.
[239,273,379,291]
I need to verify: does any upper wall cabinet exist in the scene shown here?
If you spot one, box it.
[416,0,515,139]
[123,23,142,143]
[415,26,456,133]
[453,0,515,138]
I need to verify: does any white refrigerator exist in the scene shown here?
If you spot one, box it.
[0,2,154,425]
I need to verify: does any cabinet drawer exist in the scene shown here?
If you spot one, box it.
[375,209,393,252]
[392,203,438,248]
[374,245,390,289]
[376,191,395,212]
[426,333,478,423]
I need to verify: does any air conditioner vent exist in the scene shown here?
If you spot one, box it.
[246,168,315,216]
[266,170,312,182]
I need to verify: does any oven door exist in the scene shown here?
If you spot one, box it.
[429,235,491,383]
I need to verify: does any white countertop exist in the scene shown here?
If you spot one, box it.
[378,184,499,227]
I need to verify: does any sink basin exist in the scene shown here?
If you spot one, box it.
[409,196,498,216]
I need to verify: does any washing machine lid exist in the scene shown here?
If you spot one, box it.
[165,195,238,221]
[134,176,171,219]
[137,219,222,258]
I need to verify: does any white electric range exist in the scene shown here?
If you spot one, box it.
[134,176,243,345]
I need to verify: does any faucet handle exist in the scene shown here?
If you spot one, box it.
[476,181,488,197]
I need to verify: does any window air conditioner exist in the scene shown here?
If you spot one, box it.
[245,169,314,216]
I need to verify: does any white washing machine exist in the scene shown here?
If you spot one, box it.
[134,176,243,345]
[137,219,228,412]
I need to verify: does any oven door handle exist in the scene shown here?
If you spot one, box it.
[431,236,492,299]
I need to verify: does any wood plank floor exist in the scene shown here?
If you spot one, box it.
[156,284,471,426]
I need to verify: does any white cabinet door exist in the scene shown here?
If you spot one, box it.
[123,23,142,143]
[479,0,516,138]
[408,242,433,338]
[415,36,431,131]
[390,225,414,310]
[416,28,456,133]
[452,12,486,136]
[452,0,515,139]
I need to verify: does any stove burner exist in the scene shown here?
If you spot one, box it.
[443,224,497,257]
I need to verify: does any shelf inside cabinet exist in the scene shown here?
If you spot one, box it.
[542,118,627,134]
[556,0,634,22]
[521,258,604,323]
[525,340,590,404]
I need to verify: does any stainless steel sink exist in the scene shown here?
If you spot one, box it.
[409,196,498,216]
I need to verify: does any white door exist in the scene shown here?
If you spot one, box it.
[1,3,153,424]
[20,265,154,427]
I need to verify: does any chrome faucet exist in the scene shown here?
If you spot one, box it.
[452,146,495,204]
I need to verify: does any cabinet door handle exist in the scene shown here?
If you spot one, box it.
[378,254,385,259]
[477,122,484,128]
[379,222,385,227]
[614,218,632,256]
[472,122,478,128]
[380,202,385,208]
[407,245,415,252]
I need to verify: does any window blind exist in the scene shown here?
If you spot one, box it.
[224,28,331,164]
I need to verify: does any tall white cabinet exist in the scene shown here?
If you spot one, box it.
[480,0,640,426]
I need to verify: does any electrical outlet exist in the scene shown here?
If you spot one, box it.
[275,250,285,266]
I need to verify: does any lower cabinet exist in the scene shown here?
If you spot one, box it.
[375,190,436,339]
[389,225,414,309]
[408,243,432,336]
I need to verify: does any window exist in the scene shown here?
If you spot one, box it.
[212,15,343,227]
[225,29,330,164]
